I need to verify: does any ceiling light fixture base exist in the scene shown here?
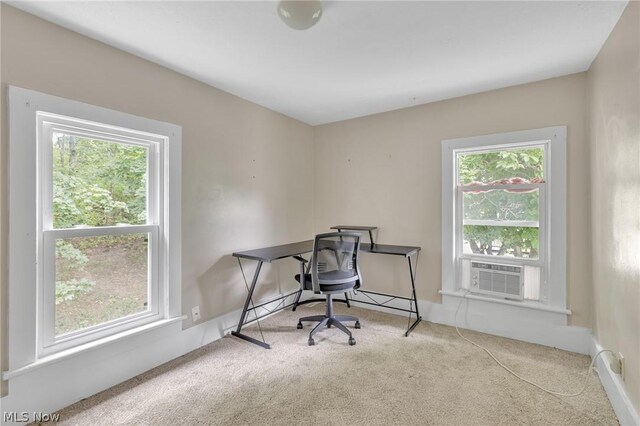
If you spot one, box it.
[277,0,323,30]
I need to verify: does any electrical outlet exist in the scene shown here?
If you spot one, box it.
[191,305,201,322]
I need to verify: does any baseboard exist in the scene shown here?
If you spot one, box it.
[0,288,313,424]
[425,297,591,354]
[0,300,272,424]
[347,292,592,354]
[2,293,633,425]
[350,295,638,424]
[591,338,639,426]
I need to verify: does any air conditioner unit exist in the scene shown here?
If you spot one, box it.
[470,261,523,300]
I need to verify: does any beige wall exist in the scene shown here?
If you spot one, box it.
[588,1,640,412]
[0,4,314,395]
[1,0,637,413]
[0,3,5,398]
[314,73,591,327]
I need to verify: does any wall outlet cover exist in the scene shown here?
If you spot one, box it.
[191,306,201,322]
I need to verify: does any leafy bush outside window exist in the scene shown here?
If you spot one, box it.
[51,133,150,336]
[457,147,544,259]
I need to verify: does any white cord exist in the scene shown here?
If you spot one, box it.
[454,291,612,397]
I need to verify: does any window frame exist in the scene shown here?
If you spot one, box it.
[441,127,566,313]
[38,113,165,354]
[455,143,548,301]
[8,86,182,368]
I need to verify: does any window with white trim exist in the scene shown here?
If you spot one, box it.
[8,86,181,363]
[441,127,567,313]
[40,113,166,354]
[457,145,546,301]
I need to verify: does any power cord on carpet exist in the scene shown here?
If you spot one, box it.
[454,290,612,397]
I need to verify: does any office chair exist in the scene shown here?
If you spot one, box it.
[295,232,362,346]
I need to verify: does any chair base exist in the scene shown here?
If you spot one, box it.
[298,294,360,345]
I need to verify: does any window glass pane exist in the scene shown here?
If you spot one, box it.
[463,188,539,222]
[52,133,148,228]
[54,233,149,336]
[457,146,544,185]
[463,225,539,259]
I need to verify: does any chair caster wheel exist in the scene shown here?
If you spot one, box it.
[355,321,361,329]
[348,337,356,346]
[297,322,303,329]
[327,324,332,328]
[308,338,315,346]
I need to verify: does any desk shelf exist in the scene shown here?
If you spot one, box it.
[330,225,378,245]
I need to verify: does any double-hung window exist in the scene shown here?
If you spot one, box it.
[457,145,546,300]
[40,113,165,354]
[8,86,181,365]
[441,127,567,315]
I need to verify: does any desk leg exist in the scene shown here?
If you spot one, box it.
[405,254,422,337]
[291,258,306,311]
[231,260,271,349]
[291,289,303,311]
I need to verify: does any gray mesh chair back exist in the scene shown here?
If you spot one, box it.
[296,232,362,346]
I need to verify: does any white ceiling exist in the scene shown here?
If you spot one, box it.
[9,1,628,125]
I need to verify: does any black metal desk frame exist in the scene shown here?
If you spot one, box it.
[329,226,422,337]
[231,229,422,349]
[231,240,313,349]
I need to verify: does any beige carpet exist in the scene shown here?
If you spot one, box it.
[51,304,617,425]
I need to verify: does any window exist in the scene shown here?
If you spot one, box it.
[8,87,181,363]
[457,146,545,300]
[441,127,567,313]
[40,114,165,353]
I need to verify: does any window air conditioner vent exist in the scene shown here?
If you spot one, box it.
[470,261,524,300]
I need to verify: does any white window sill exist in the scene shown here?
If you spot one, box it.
[2,315,186,381]
[439,290,571,315]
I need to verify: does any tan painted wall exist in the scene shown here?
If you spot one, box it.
[0,2,5,398]
[1,0,636,412]
[588,1,640,412]
[0,4,314,395]
[314,73,591,327]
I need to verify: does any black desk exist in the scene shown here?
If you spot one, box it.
[231,240,313,348]
[348,242,422,335]
[232,240,313,262]
[232,237,422,349]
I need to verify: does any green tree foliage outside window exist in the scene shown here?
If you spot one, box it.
[53,134,148,308]
[53,134,147,228]
[458,147,544,258]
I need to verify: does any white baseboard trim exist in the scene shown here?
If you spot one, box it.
[350,295,638,424]
[591,338,639,426]
[0,289,311,424]
[423,296,591,354]
[0,293,290,424]
[347,293,591,354]
[2,292,634,425]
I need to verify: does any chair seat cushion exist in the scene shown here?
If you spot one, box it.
[295,273,358,292]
